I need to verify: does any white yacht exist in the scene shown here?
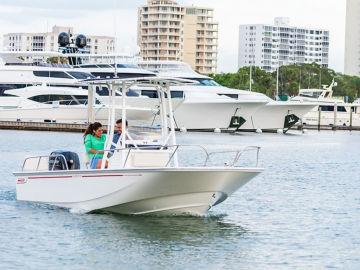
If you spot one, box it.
[74,62,267,131]
[14,77,263,216]
[291,80,360,127]
[139,61,316,132]
[0,85,154,123]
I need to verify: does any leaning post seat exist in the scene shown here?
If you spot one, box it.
[49,151,80,171]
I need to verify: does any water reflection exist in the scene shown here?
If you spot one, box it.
[98,213,249,244]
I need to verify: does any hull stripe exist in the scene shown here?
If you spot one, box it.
[82,174,142,178]
[28,176,73,180]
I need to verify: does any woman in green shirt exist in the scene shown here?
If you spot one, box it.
[84,122,106,169]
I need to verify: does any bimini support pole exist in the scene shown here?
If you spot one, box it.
[87,85,95,123]
[102,82,116,170]
[121,80,127,166]
[165,82,178,167]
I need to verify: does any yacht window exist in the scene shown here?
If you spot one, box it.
[127,89,140,97]
[319,105,334,112]
[170,91,184,98]
[0,84,28,91]
[80,64,98,68]
[0,89,17,96]
[91,72,155,79]
[111,64,140,69]
[337,106,347,112]
[184,78,220,86]
[96,86,110,96]
[67,71,94,79]
[141,90,158,98]
[218,93,238,99]
[33,71,72,79]
[96,64,112,68]
[29,94,87,105]
[300,91,322,98]
[91,72,116,78]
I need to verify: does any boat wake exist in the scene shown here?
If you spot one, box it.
[69,208,90,215]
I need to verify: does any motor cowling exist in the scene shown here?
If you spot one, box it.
[75,34,87,48]
[58,32,70,47]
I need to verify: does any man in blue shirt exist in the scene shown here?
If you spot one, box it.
[110,119,128,153]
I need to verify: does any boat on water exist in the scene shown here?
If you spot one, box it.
[291,80,360,127]
[138,60,316,132]
[14,77,263,216]
[0,84,155,123]
[73,60,267,131]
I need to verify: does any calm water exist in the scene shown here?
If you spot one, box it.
[0,129,360,269]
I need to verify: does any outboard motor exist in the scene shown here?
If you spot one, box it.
[49,151,80,171]
[58,32,70,47]
[75,34,87,48]
[58,33,89,65]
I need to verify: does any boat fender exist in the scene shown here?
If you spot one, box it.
[255,129,262,134]
[214,128,221,133]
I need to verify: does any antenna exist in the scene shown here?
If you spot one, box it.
[113,0,118,77]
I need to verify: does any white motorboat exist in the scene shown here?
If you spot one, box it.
[14,77,263,216]
[139,61,316,132]
[0,85,155,123]
[291,80,360,127]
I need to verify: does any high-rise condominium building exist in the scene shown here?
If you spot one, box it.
[344,0,360,76]
[238,17,330,72]
[138,0,218,74]
[3,25,115,55]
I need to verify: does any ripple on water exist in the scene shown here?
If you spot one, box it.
[0,130,360,269]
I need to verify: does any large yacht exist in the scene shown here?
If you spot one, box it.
[72,61,267,131]
[0,85,154,123]
[139,61,316,132]
[291,80,360,127]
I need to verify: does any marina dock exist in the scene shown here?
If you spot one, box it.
[1,121,359,133]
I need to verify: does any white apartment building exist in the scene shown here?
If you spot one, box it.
[3,25,115,55]
[238,18,330,72]
[138,0,218,74]
[344,0,360,76]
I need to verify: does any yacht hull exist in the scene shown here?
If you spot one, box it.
[15,168,262,216]
[302,107,360,127]
[0,106,154,124]
[241,102,316,131]
[172,101,265,130]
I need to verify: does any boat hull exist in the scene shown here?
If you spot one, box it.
[172,101,265,130]
[15,168,262,216]
[0,106,153,124]
[241,102,316,131]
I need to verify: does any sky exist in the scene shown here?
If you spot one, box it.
[0,0,347,73]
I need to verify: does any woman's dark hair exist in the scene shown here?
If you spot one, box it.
[84,122,102,139]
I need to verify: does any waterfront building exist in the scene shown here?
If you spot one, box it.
[138,0,218,74]
[238,17,330,72]
[344,0,360,76]
[3,25,115,55]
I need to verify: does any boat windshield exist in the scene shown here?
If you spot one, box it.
[67,71,95,80]
[110,64,140,69]
[184,78,220,86]
[299,91,322,98]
